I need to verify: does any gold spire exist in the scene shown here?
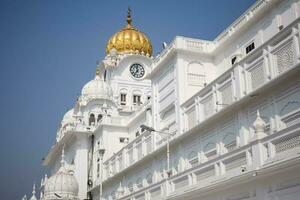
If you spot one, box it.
[105,8,153,56]
[126,7,132,27]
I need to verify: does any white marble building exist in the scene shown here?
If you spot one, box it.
[23,0,300,199]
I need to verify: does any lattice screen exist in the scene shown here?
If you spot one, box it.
[276,41,294,74]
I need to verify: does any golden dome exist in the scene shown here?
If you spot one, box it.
[106,8,152,56]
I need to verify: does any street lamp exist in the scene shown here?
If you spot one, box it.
[98,147,105,200]
[140,124,172,177]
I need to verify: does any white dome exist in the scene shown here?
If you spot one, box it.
[44,165,79,200]
[81,74,113,100]
[61,109,74,125]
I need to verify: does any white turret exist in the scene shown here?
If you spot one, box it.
[29,184,37,200]
[22,194,27,200]
[43,146,79,200]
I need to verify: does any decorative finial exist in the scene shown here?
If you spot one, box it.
[32,183,36,196]
[117,182,124,197]
[254,110,266,132]
[95,67,100,77]
[251,109,267,141]
[127,7,132,26]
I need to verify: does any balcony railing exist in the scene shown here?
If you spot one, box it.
[215,0,271,44]
[101,129,154,181]
[114,113,300,200]
[56,115,125,142]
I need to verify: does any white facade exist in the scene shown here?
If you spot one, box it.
[24,0,300,200]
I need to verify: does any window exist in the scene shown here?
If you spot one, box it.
[146,173,153,185]
[97,158,100,177]
[135,131,140,137]
[103,70,107,81]
[128,182,133,192]
[119,137,129,143]
[231,56,237,65]
[111,191,116,200]
[133,95,141,105]
[187,62,206,86]
[97,114,103,122]
[279,25,284,30]
[89,114,95,126]
[136,178,143,189]
[246,42,255,54]
[120,93,127,105]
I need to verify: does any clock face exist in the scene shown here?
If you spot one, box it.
[130,63,145,78]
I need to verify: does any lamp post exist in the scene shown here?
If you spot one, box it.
[140,124,171,177]
[98,148,105,200]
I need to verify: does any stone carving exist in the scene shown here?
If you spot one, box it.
[249,62,264,90]
[276,42,294,74]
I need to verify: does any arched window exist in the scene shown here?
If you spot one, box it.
[103,70,107,81]
[136,177,143,189]
[128,182,133,192]
[97,114,103,122]
[146,173,153,185]
[89,114,95,126]
[187,62,206,86]
[111,191,116,200]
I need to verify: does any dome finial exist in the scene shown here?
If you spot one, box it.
[127,7,132,27]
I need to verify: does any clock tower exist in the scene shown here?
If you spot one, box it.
[100,8,153,112]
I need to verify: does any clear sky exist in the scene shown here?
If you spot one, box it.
[0,0,255,199]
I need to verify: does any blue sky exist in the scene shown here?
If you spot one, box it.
[0,0,255,199]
